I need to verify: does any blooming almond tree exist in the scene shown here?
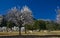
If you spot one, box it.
[5,7,23,35]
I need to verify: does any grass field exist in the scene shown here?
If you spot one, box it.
[0,32,19,36]
[0,31,60,36]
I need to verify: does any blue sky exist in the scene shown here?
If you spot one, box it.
[0,0,59,20]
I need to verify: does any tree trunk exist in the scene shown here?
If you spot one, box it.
[19,26,21,35]
[25,27,27,34]
[7,27,8,32]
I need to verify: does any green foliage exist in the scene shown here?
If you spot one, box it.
[55,23,60,30]
[33,20,40,30]
[45,21,60,31]
[24,24,33,30]
[39,20,46,30]
[0,18,7,27]
[7,21,14,28]
[1,16,60,31]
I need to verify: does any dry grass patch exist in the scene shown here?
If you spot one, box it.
[0,32,19,36]
[0,31,60,36]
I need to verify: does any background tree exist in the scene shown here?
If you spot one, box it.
[46,21,58,31]
[7,21,13,32]
[1,16,7,27]
[33,20,40,30]
[39,20,46,31]
[24,24,33,33]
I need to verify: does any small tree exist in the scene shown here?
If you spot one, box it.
[7,21,13,32]
[39,20,46,31]
[24,24,33,33]
[46,21,57,31]
[33,20,40,30]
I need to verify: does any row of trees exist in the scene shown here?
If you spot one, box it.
[24,20,60,32]
[0,6,60,35]
[0,17,60,32]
